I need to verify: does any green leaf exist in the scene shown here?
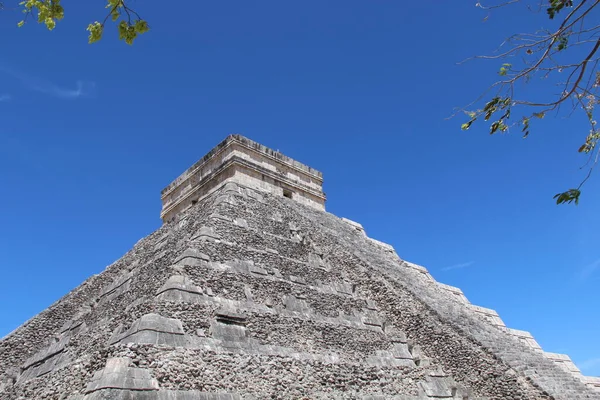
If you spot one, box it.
[553,188,580,205]
[498,63,512,76]
[522,117,530,138]
[490,121,499,134]
[134,19,149,34]
[483,97,500,112]
[556,35,568,51]
[547,0,573,20]
[45,17,56,30]
[86,21,103,44]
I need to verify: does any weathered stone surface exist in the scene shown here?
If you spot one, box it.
[18,335,71,381]
[1,136,598,400]
[98,272,133,304]
[174,248,210,265]
[72,391,246,400]
[85,357,159,393]
[110,314,186,347]
[418,375,454,398]
[191,226,220,242]
[155,275,204,301]
[160,135,326,222]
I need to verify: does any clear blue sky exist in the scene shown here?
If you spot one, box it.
[1,1,599,375]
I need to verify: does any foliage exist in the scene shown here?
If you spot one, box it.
[459,0,600,205]
[13,0,149,44]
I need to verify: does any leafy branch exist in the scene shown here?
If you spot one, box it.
[457,0,600,205]
[15,0,149,44]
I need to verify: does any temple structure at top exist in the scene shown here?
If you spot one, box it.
[160,134,326,223]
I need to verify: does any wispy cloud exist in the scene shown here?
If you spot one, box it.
[30,80,95,99]
[0,94,10,102]
[0,64,95,99]
[580,258,600,279]
[441,261,475,271]
[577,357,600,373]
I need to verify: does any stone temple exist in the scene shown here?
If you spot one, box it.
[1,134,599,400]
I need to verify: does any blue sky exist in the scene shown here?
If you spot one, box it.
[1,1,599,375]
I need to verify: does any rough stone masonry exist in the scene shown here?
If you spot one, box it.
[1,134,599,400]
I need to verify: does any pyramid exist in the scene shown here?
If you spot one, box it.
[1,134,599,400]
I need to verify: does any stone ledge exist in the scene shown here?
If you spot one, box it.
[505,328,543,351]
[403,261,435,281]
[437,283,469,303]
[85,357,159,394]
[582,376,600,388]
[468,305,506,328]
[367,237,396,254]
[109,314,186,347]
[341,217,367,236]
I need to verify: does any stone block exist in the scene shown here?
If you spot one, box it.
[19,338,71,381]
[215,308,247,323]
[506,328,543,351]
[289,275,307,285]
[544,352,582,374]
[271,268,283,279]
[386,328,407,344]
[99,273,133,303]
[283,295,312,314]
[156,275,203,297]
[20,335,70,377]
[153,232,170,250]
[392,343,413,359]
[110,314,185,346]
[582,376,600,389]
[249,265,268,276]
[410,345,431,368]
[341,217,366,236]
[368,237,396,254]
[418,375,453,398]
[191,226,220,242]
[437,283,469,303]
[213,195,237,207]
[246,189,264,203]
[469,304,505,328]
[361,310,384,328]
[244,286,254,302]
[366,351,415,368]
[139,314,184,334]
[308,252,328,270]
[403,262,435,281]
[233,218,248,228]
[365,299,378,310]
[222,182,241,193]
[174,248,210,265]
[59,319,86,335]
[211,308,248,342]
[333,281,355,296]
[85,357,159,394]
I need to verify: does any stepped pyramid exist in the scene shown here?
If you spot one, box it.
[1,134,599,400]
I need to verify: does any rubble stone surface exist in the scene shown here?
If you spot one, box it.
[1,135,598,400]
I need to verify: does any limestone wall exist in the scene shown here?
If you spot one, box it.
[337,217,600,394]
[160,135,326,222]
[1,182,598,399]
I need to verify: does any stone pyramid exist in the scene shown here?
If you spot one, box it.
[1,134,599,400]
